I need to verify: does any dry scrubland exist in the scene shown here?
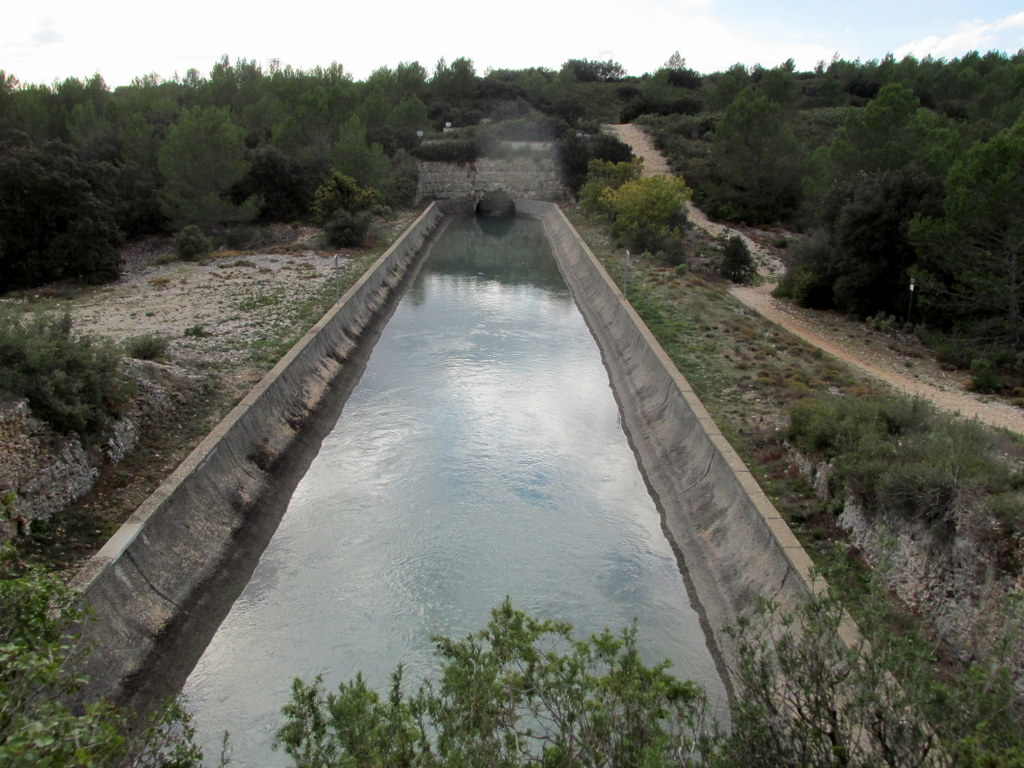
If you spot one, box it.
[2,214,419,569]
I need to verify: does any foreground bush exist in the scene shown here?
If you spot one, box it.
[4,566,1020,766]
[721,577,1024,768]
[0,312,130,436]
[0,545,203,767]
[275,591,1024,767]
[275,599,713,767]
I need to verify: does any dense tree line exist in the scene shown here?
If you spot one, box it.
[0,55,638,294]
[636,50,1024,369]
[3,48,1024,365]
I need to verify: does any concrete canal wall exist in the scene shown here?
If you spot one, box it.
[70,201,469,705]
[518,200,820,680]
[74,198,822,706]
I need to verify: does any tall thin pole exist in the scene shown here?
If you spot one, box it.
[624,250,630,298]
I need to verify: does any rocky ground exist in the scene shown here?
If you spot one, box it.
[53,227,344,392]
[0,216,418,570]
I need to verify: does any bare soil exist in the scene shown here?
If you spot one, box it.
[50,228,346,396]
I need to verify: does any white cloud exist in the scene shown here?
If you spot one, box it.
[895,10,1024,60]
[32,20,62,46]
[995,10,1024,31]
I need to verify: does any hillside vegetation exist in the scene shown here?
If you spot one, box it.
[3,51,1023,378]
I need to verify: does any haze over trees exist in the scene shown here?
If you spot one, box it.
[2,49,1020,364]
[1,46,1023,384]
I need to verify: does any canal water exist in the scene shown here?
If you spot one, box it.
[183,214,727,765]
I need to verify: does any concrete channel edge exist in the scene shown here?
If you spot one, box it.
[70,200,468,705]
[517,200,825,688]
[72,198,829,707]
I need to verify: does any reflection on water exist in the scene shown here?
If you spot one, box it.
[184,214,726,766]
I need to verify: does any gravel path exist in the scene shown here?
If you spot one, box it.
[604,123,1024,435]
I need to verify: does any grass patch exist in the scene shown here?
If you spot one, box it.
[235,291,283,312]
[243,251,378,367]
[124,333,170,361]
[787,392,1024,552]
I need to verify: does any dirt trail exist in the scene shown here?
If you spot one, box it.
[604,123,1024,435]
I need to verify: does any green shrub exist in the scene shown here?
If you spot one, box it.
[969,358,1004,394]
[787,393,1021,532]
[124,333,169,361]
[220,224,259,250]
[183,323,210,338]
[719,234,756,284]
[276,599,711,767]
[312,172,380,226]
[0,546,204,767]
[866,312,898,333]
[174,225,212,261]
[0,312,130,436]
[324,209,373,248]
[273,594,1024,767]
[606,175,691,245]
[559,131,635,194]
[383,150,420,208]
[926,335,976,370]
[626,224,688,266]
[772,233,835,309]
[579,158,643,217]
[722,576,1024,767]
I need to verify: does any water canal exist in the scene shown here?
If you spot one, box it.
[183,214,727,765]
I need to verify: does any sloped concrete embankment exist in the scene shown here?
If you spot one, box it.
[518,200,821,685]
[70,201,468,706]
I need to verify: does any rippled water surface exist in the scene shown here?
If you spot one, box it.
[184,215,726,765]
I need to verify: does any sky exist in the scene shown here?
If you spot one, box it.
[4,0,1024,88]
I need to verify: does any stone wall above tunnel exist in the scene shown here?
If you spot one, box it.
[415,142,568,204]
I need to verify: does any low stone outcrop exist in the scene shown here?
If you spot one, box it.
[839,498,1023,691]
[1,360,203,541]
